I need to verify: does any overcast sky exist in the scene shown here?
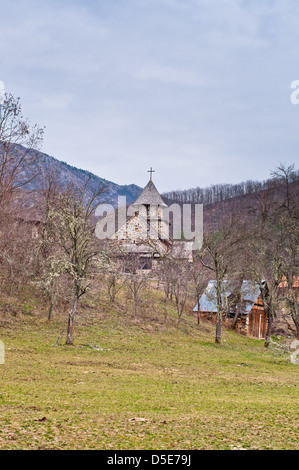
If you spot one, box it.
[1,0,298,192]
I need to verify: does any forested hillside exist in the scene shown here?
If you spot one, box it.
[163,177,299,233]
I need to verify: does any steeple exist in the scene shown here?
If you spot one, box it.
[133,170,167,207]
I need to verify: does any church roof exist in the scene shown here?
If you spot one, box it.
[133,180,167,207]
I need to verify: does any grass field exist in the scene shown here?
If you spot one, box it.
[0,292,298,450]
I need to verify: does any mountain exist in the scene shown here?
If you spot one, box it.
[163,180,299,234]
[4,144,298,229]
[12,144,142,207]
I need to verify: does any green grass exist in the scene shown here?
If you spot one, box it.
[0,293,298,450]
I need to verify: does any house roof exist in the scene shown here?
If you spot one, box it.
[240,281,262,314]
[278,276,299,289]
[193,280,233,313]
[193,280,262,315]
[133,180,167,207]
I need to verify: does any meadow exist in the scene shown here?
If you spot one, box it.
[0,290,298,450]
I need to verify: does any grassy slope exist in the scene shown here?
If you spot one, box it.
[0,289,298,450]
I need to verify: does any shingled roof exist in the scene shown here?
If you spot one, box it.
[193,280,262,315]
[132,180,167,207]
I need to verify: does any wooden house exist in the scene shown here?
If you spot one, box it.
[193,280,268,339]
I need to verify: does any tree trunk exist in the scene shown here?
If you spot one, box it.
[294,318,299,340]
[133,284,139,316]
[66,295,78,345]
[231,300,241,330]
[264,312,273,348]
[48,299,54,321]
[215,274,223,344]
[196,295,200,324]
[215,313,222,343]
[287,287,299,339]
[108,276,116,303]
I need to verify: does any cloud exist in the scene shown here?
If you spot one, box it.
[40,93,74,111]
[133,63,205,87]
[0,0,298,191]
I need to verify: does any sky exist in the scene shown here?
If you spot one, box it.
[0,0,299,192]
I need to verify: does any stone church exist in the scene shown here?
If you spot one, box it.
[110,170,193,270]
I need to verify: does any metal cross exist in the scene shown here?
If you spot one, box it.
[147,167,155,181]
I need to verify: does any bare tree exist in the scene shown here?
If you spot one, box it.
[0,93,44,208]
[173,265,190,323]
[156,247,191,322]
[0,93,44,293]
[271,163,297,215]
[100,243,125,304]
[198,215,245,343]
[121,253,149,316]
[156,255,176,301]
[246,163,299,346]
[43,179,106,344]
[189,253,209,324]
[271,164,299,338]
